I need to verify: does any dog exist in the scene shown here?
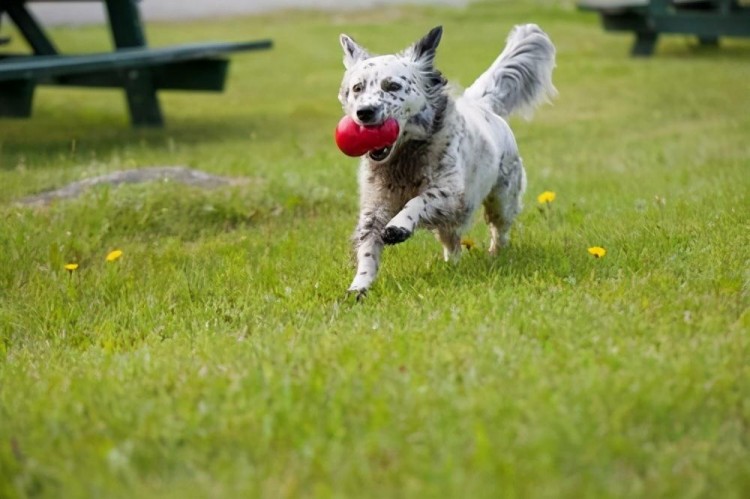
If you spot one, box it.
[337,24,556,297]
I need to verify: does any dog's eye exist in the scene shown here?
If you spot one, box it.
[383,81,402,92]
[352,83,363,93]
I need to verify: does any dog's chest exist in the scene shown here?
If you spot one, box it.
[368,141,437,203]
[370,164,426,205]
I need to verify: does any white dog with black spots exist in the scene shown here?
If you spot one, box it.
[338,24,556,297]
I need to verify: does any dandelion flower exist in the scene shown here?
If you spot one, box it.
[64,263,79,271]
[588,246,606,258]
[461,237,476,250]
[537,191,556,204]
[106,249,123,262]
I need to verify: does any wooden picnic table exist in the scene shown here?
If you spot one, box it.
[0,0,272,126]
[579,0,750,55]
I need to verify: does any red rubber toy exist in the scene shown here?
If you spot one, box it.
[334,116,399,157]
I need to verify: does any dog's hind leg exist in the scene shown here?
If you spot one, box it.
[484,163,526,255]
[484,192,511,255]
[435,228,462,263]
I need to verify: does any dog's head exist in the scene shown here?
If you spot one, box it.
[337,26,447,162]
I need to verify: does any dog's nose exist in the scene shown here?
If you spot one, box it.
[356,106,378,124]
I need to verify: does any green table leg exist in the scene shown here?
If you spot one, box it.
[0,79,34,117]
[3,1,57,55]
[104,0,164,127]
[0,10,7,46]
[698,36,719,47]
[632,31,658,56]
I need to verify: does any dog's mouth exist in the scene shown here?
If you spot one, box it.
[332,115,400,162]
[368,145,393,162]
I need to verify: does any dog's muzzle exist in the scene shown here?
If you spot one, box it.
[356,106,380,125]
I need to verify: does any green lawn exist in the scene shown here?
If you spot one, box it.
[1,1,749,497]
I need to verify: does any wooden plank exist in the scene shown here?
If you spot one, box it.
[46,58,231,91]
[578,0,647,11]
[0,40,272,81]
[651,11,750,35]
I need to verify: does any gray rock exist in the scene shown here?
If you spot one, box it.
[18,166,245,206]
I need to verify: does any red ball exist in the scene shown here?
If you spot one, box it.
[334,116,399,157]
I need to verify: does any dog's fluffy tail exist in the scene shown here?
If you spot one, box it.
[464,24,556,119]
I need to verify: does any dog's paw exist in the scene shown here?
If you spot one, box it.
[346,286,368,302]
[382,226,412,245]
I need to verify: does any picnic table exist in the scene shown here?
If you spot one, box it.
[578,0,750,55]
[0,0,272,126]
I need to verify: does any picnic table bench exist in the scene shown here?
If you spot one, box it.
[578,0,750,55]
[0,0,272,126]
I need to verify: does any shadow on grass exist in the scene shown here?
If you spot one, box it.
[0,112,298,170]
[376,239,590,297]
[657,42,750,60]
[608,38,750,61]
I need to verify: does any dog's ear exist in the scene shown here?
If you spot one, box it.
[409,26,443,66]
[340,34,370,69]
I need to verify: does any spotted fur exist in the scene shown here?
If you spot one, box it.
[338,24,556,297]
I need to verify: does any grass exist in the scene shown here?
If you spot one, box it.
[1,1,749,497]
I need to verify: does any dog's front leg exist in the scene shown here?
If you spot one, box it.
[348,210,389,298]
[383,186,461,245]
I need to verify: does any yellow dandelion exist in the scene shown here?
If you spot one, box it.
[106,249,123,262]
[587,246,606,258]
[537,191,556,204]
[461,237,476,250]
[64,263,79,271]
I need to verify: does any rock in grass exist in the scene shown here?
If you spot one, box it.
[17,166,248,206]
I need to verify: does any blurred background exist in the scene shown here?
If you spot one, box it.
[30,0,470,25]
